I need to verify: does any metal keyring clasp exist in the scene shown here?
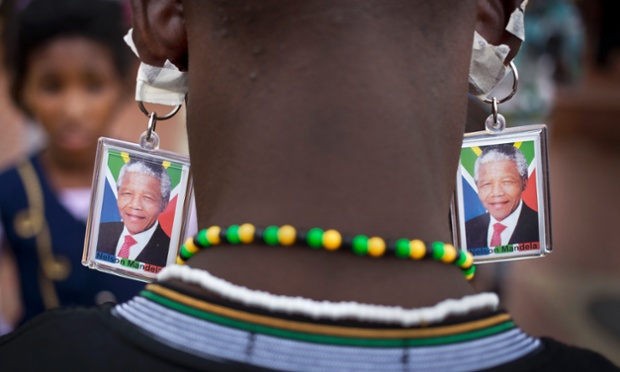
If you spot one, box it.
[136,101,183,150]
[483,61,519,105]
[483,61,518,133]
[138,101,182,121]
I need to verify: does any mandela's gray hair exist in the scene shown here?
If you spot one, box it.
[474,145,528,190]
[117,159,171,211]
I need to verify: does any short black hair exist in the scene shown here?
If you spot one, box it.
[4,0,130,108]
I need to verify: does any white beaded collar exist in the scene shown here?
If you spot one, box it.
[158,265,499,327]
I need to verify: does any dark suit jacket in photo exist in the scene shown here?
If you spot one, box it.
[465,202,539,249]
[97,222,171,267]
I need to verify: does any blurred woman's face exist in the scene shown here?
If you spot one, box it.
[21,36,124,159]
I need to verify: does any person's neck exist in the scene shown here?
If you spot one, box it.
[182,0,479,308]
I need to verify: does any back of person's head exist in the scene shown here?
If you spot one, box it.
[4,0,130,111]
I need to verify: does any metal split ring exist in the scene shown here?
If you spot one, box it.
[485,97,506,133]
[137,101,182,150]
[483,61,518,133]
[483,61,519,105]
[138,101,182,121]
[145,112,157,141]
[139,113,160,150]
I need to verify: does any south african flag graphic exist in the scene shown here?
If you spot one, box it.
[100,150,186,238]
[459,140,538,223]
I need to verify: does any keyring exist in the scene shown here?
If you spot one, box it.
[483,61,519,105]
[145,112,157,141]
[485,97,506,133]
[139,112,161,150]
[136,101,182,150]
[483,61,517,132]
[137,101,182,121]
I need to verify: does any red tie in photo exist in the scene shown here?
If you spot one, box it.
[490,223,506,247]
[118,235,137,258]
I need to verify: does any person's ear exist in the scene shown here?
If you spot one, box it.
[129,0,188,70]
[475,0,525,63]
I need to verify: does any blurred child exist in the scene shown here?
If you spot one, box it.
[0,0,143,331]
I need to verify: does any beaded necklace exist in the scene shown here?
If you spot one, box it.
[176,223,476,279]
[158,265,498,326]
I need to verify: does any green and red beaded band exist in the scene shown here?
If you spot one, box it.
[177,224,476,280]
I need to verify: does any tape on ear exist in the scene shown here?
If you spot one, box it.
[469,0,527,99]
[124,30,188,106]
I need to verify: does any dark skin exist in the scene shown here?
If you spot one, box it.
[131,0,523,308]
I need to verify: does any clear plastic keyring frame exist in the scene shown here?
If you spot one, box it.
[82,137,193,282]
[452,125,552,263]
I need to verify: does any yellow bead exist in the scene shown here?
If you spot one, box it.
[409,239,426,260]
[207,226,221,245]
[368,237,386,257]
[239,223,256,243]
[461,252,474,269]
[323,230,342,251]
[278,225,297,246]
[184,238,200,254]
[441,244,457,263]
[465,273,474,281]
[176,256,185,265]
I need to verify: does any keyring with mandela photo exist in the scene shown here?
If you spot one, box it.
[82,102,193,282]
[453,62,552,264]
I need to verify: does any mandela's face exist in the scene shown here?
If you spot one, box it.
[117,172,163,234]
[476,159,524,221]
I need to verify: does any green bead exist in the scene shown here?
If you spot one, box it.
[463,265,476,276]
[307,228,324,248]
[180,245,191,260]
[352,235,369,255]
[395,239,411,258]
[264,226,280,245]
[196,229,210,247]
[454,252,467,267]
[226,225,241,244]
[432,241,445,260]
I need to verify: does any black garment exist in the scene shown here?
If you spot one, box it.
[466,202,539,249]
[96,222,170,267]
[0,304,617,371]
[0,305,260,372]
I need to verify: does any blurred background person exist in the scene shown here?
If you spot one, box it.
[0,1,31,171]
[0,0,148,334]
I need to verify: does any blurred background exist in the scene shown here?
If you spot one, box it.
[0,0,188,335]
[479,0,620,366]
[0,0,189,170]
[0,0,618,366]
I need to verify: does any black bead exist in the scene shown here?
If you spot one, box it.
[219,227,228,241]
[297,229,308,243]
[425,244,434,260]
[342,234,354,248]
[254,227,265,241]
[453,249,463,264]
[385,239,397,255]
